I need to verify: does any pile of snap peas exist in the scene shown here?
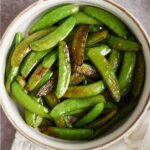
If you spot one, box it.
[5,5,145,140]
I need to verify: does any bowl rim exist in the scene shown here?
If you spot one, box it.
[0,0,150,150]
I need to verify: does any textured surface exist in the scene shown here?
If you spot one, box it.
[0,0,150,150]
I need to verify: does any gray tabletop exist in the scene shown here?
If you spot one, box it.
[1,0,150,150]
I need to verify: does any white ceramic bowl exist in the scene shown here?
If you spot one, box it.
[0,0,150,149]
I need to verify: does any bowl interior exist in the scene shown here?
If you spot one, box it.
[0,0,150,150]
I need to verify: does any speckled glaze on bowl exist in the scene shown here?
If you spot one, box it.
[0,0,150,149]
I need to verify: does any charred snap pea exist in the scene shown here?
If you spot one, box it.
[86,30,108,46]
[36,73,57,97]
[87,49,121,102]
[11,28,55,67]
[74,12,100,25]
[30,17,76,51]
[131,52,145,99]
[40,127,93,140]
[5,32,24,93]
[21,51,48,78]
[85,108,118,129]
[11,81,51,118]
[50,95,105,118]
[75,63,99,79]
[84,6,129,37]
[16,75,26,88]
[64,81,105,98]
[108,49,122,72]
[75,103,104,127]
[69,73,86,85]
[56,41,71,98]
[118,52,136,96]
[71,25,89,66]
[29,5,79,34]
[107,35,140,51]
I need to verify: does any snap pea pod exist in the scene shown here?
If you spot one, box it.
[71,25,89,66]
[11,28,55,67]
[44,93,59,109]
[89,24,104,33]
[56,41,71,98]
[16,75,26,88]
[64,81,105,98]
[104,101,116,109]
[50,95,105,118]
[25,96,44,128]
[107,35,140,51]
[131,52,145,99]
[74,12,100,25]
[29,5,79,34]
[84,6,129,37]
[5,32,24,93]
[11,81,51,118]
[85,108,118,129]
[118,52,136,96]
[21,51,48,78]
[30,16,76,51]
[69,73,86,85]
[36,73,57,97]
[26,65,49,91]
[87,49,121,102]
[75,103,104,127]
[75,63,99,79]
[108,49,122,72]
[86,30,108,47]
[93,100,137,138]
[40,127,93,140]
[33,70,53,93]
[42,50,58,68]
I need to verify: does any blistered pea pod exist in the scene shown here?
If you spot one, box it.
[69,73,86,85]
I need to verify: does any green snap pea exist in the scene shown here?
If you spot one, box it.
[44,93,59,109]
[50,95,105,118]
[69,73,86,85]
[30,16,76,51]
[107,35,140,51]
[85,108,118,129]
[64,81,106,98]
[42,50,58,68]
[26,65,49,91]
[84,6,129,37]
[118,52,136,96]
[108,49,122,72]
[56,41,71,98]
[131,52,145,99]
[16,75,26,88]
[74,12,100,25]
[5,32,24,93]
[71,25,89,66]
[75,63,99,79]
[29,5,79,34]
[93,100,137,138]
[40,127,93,140]
[25,96,44,128]
[75,103,104,127]
[21,51,48,78]
[11,81,51,118]
[87,49,121,102]
[11,28,55,67]
[89,24,104,33]
[86,30,108,47]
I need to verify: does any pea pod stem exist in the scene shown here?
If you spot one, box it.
[84,6,129,37]
[75,103,104,127]
[29,5,79,34]
[30,16,76,51]
[11,81,51,118]
[56,41,71,98]
[40,127,93,140]
[64,81,106,98]
[87,48,121,102]
[118,51,136,96]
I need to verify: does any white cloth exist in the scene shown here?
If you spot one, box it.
[11,111,150,150]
